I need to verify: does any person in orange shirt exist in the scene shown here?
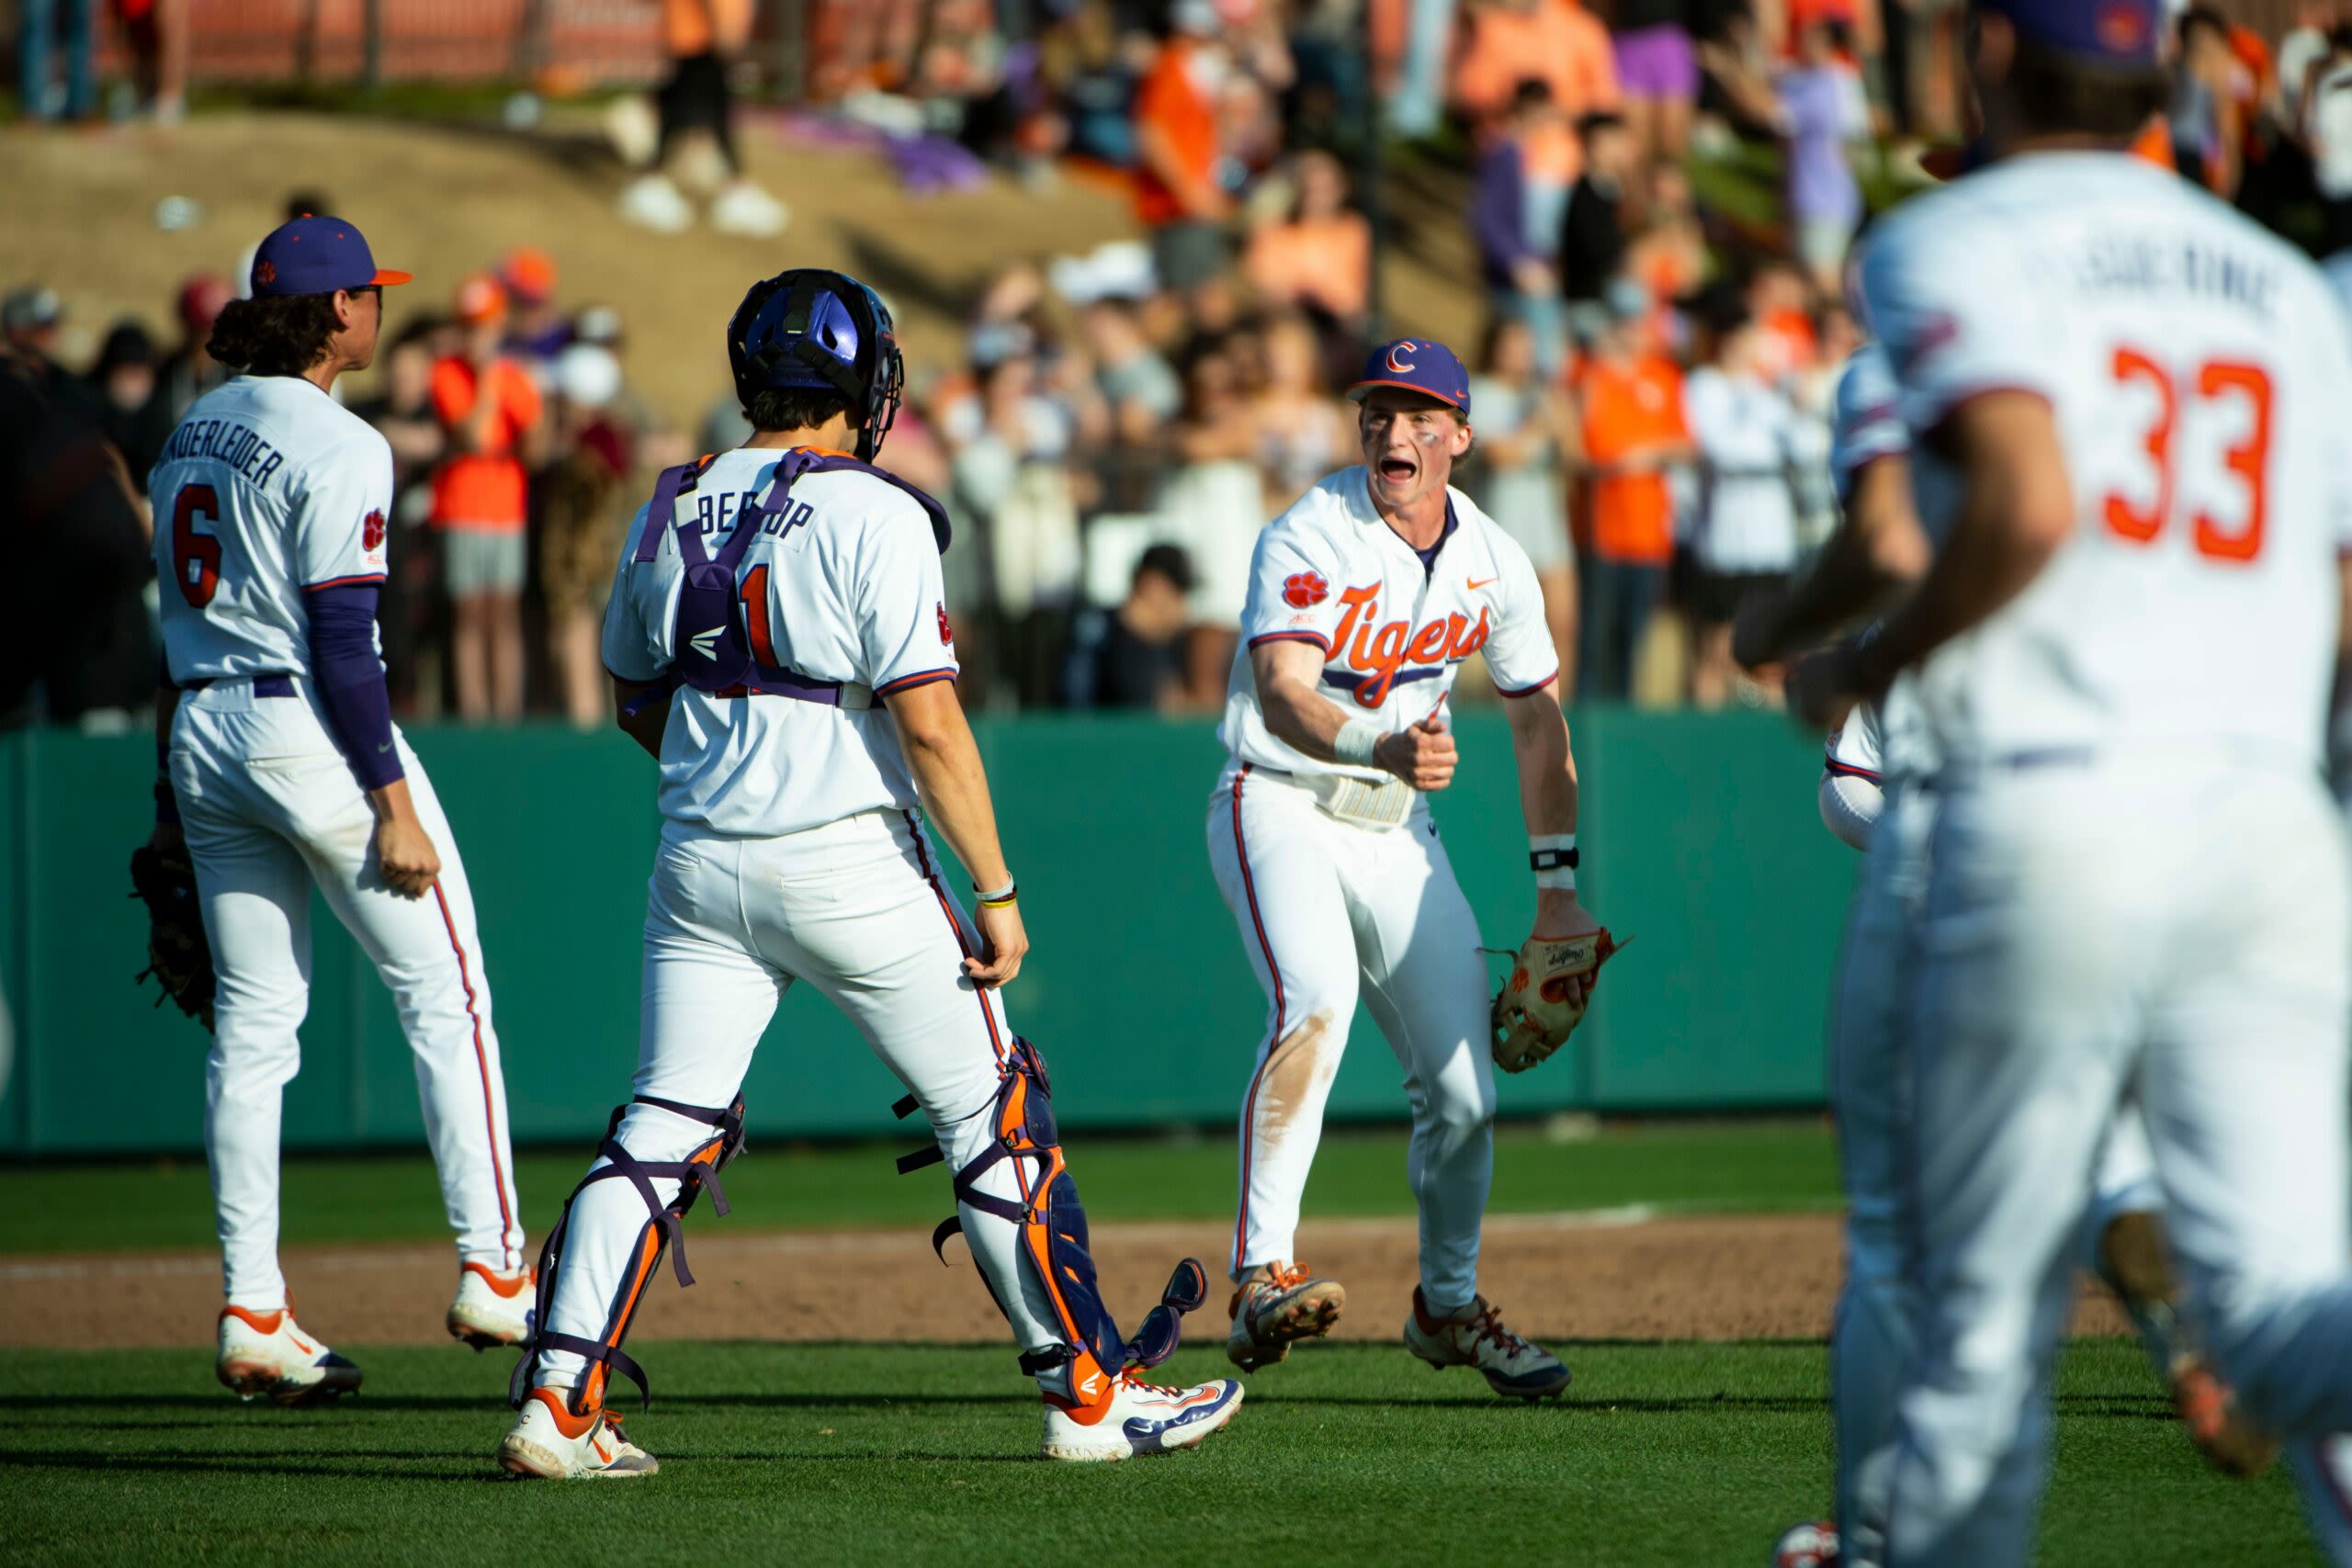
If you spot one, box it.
[1453,0,1623,128]
[1133,4,1235,297]
[1243,149,1373,339]
[1573,286,1691,704]
[430,275,545,723]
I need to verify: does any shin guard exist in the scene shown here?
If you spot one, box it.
[510,1094,747,1416]
[898,1039,1207,1400]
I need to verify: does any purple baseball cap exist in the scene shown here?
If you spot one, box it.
[1348,338,1472,417]
[1977,0,2161,65]
[248,215,412,299]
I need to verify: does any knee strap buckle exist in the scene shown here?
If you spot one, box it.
[510,1093,747,1414]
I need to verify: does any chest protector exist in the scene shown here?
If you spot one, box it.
[634,447,951,702]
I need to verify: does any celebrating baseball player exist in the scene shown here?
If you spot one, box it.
[496,268,1238,1479]
[1745,340,2272,1568]
[1786,3,2352,1560]
[141,217,532,1408]
[1205,336,1614,1399]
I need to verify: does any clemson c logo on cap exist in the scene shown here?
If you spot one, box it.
[2095,0,2149,50]
[1385,342,1417,374]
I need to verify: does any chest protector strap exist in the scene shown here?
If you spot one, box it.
[633,448,953,703]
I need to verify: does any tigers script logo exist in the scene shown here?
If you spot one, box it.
[1329,586,1489,706]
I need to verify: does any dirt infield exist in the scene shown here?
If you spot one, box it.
[0,1210,2132,1349]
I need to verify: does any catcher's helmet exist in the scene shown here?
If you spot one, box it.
[727,269,905,463]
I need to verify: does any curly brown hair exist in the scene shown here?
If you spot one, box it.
[206,288,372,376]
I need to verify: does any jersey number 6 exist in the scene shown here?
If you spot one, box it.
[2104,349,2272,564]
[170,482,224,608]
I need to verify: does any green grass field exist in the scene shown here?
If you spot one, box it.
[0,1342,2312,1567]
[0,1123,2321,1565]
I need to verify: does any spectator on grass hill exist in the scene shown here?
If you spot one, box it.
[618,0,789,236]
[156,274,233,428]
[1453,0,1622,128]
[1242,149,1373,359]
[1061,542,1198,710]
[1702,16,1871,299]
[88,320,170,489]
[1473,78,1577,377]
[17,0,96,122]
[1251,310,1351,516]
[1575,286,1690,706]
[538,344,634,729]
[1560,111,1637,305]
[1467,315,1578,696]
[1682,306,1804,709]
[1159,341,1266,709]
[350,322,447,716]
[499,247,571,383]
[1131,4,1237,297]
[430,274,544,724]
[1610,0,1701,163]
[3,286,89,412]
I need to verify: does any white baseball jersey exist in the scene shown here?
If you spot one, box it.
[1217,468,1557,778]
[602,448,959,839]
[1860,152,2352,772]
[1827,344,1905,505]
[149,375,393,682]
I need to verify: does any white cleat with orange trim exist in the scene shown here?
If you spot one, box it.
[498,1390,660,1479]
[1039,1371,1244,1462]
[447,1262,536,1349]
[215,1303,364,1407]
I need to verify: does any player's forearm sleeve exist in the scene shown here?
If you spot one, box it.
[305,582,404,791]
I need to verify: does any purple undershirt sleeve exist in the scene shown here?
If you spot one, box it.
[304,581,404,792]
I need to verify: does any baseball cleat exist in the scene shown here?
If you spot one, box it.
[498,1389,659,1479]
[1770,1519,1840,1567]
[1227,1261,1346,1371]
[215,1303,363,1407]
[1403,1285,1571,1400]
[2096,1210,2278,1478]
[1040,1371,1244,1462]
[447,1261,536,1350]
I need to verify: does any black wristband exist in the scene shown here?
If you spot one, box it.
[1530,847,1579,872]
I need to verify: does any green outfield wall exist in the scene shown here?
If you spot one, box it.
[0,711,1857,1156]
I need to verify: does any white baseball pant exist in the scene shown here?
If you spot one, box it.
[169,677,523,1309]
[1860,758,2352,1567]
[1830,781,2170,1562]
[530,808,1068,1395]
[1205,763,1495,1312]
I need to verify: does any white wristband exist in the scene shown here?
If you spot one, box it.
[1335,717,1382,767]
[1531,833,1577,891]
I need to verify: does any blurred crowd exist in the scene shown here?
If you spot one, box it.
[11,0,2351,728]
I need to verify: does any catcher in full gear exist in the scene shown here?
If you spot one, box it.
[496,269,1238,1479]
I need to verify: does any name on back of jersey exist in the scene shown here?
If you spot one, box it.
[689,486,815,542]
[1325,585,1490,707]
[163,417,287,491]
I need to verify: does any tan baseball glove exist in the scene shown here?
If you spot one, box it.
[1490,927,1623,1075]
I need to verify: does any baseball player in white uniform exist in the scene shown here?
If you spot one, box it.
[1207,338,1603,1399]
[1762,353,2269,1568]
[1788,4,2352,1560]
[145,217,531,1407]
[496,270,1238,1479]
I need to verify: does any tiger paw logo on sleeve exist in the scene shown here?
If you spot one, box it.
[1283,571,1329,608]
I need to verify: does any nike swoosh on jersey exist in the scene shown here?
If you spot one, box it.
[1466,577,1498,591]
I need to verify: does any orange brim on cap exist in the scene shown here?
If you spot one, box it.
[370,269,413,287]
